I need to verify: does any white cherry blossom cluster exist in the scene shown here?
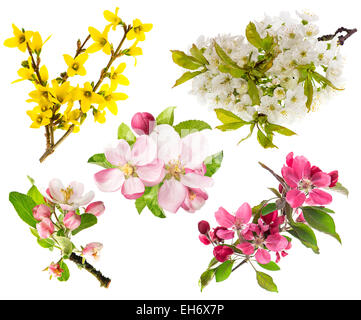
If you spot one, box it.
[190,11,344,125]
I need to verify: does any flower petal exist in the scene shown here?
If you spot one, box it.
[180,131,209,169]
[216,229,235,240]
[292,156,311,180]
[306,189,332,206]
[131,135,157,166]
[311,172,331,188]
[94,168,124,192]
[180,172,214,189]
[136,159,165,186]
[105,140,131,166]
[158,178,187,213]
[215,207,235,228]
[237,242,255,255]
[255,248,271,265]
[48,178,65,202]
[281,166,299,189]
[286,189,306,208]
[235,202,252,226]
[265,234,289,252]
[121,177,145,199]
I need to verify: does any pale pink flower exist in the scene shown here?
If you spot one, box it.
[281,153,332,208]
[82,242,103,261]
[94,136,164,199]
[85,201,105,217]
[47,179,94,211]
[151,125,213,213]
[36,218,54,239]
[131,112,156,135]
[63,211,81,231]
[33,204,51,221]
[47,262,64,278]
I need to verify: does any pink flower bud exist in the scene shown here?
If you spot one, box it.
[198,220,210,234]
[33,204,51,221]
[328,170,339,188]
[85,201,105,217]
[63,211,81,231]
[131,112,156,135]
[48,262,64,278]
[36,218,54,239]
[213,245,234,262]
[199,234,211,245]
[82,242,103,260]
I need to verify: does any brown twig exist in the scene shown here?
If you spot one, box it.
[318,27,357,45]
[39,25,132,163]
[69,253,111,288]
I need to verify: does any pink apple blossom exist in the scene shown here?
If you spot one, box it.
[150,125,213,213]
[63,211,81,231]
[213,245,234,262]
[33,204,51,221]
[131,112,156,135]
[85,201,105,217]
[47,179,95,211]
[82,242,103,261]
[94,136,164,200]
[36,218,54,239]
[47,262,64,278]
[281,153,333,208]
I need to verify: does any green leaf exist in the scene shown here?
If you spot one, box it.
[143,186,166,218]
[265,123,296,136]
[173,70,205,88]
[257,129,277,149]
[171,50,203,70]
[238,123,255,144]
[199,269,216,292]
[190,44,209,65]
[135,197,147,214]
[118,123,136,145]
[304,77,314,111]
[156,107,176,126]
[257,261,281,271]
[213,42,241,69]
[268,188,282,198]
[27,175,35,185]
[215,260,234,282]
[9,192,38,228]
[173,120,212,137]
[214,108,246,124]
[261,34,275,51]
[247,79,260,106]
[301,207,341,244]
[329,182,349,197]
[216,122,247,131]
[72,214,98,236]
[204,151,224,177]
[261,203,277,216]
[58,260,70,282]
[30,228,55,249]
[288,223,319,254]
[312,71,343,91]
[246,22,263,49]
[53,236,73,258]
[208,257,220,269]
[218,64,245,78]
[87,153,114,169]
[27,185,45,205]
[256,271,278,292]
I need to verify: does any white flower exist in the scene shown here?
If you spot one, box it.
[274,87,286,100]
[296,10,319,23]
[259,96,282,124]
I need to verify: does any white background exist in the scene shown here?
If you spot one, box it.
[0,0,360,300]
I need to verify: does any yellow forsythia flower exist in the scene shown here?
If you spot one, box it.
[63,53,88,77]
[30,32,51,54]
[93,109,106,124]
[28,83,56,104]
[99,84,128,115]
[126,19,152,42]
[103,7,122,30]
[26,106,52,128]
[4,24,33,52]
[109,63,129,90]
[87,26,112,55]
[74,82,104,113]
[51,80,72,105]
[12,58,34,83]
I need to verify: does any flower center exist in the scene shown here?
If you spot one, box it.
[166,160,185,180]
[254,236,264,247]
[19,35,26,43]
[61,187,74,202]
[298,178,313,193]
[72,63,79,71]
[84,91,92,98]
[121,163,135,177]
[100,38,107,46]
[189,191,197,201]
[134,26,143,34]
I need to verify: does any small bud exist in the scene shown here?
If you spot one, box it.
[36,218,54,239]
[131,112,156,135]
[63,211,81,231]
[328,170,339,188]
[86,201,105,217]
[198,220,210,234]
[33,204,51,221]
